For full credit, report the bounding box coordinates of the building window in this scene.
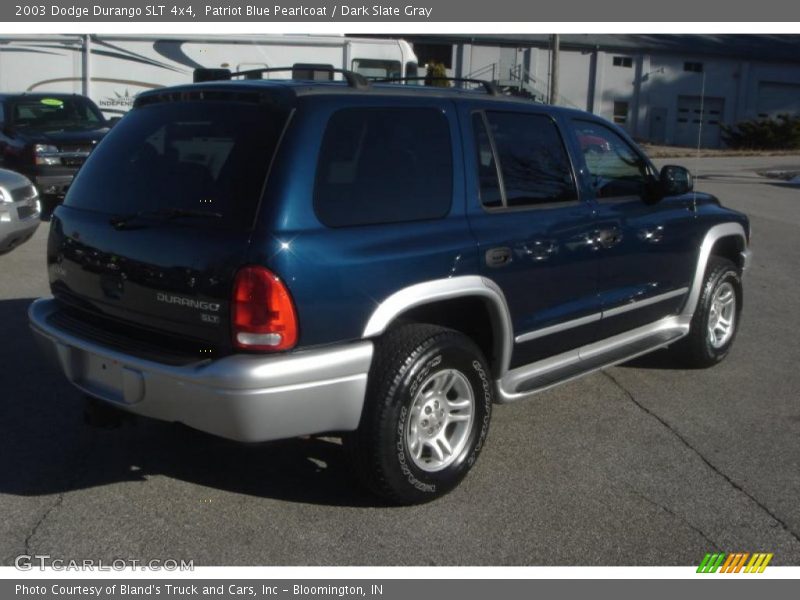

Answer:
[613,101,629,124]
[413,43,453,69]
[684,61,703,73]
[613,56,633,68]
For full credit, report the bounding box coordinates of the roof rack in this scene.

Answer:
[371,76,500,96]
[192,67,370,90]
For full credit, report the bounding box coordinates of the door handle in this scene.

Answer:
[588,228,622,249]
[523,240,557,261]
[638,225,664,243]
[485,247,512,268]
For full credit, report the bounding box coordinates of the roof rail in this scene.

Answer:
[371,76,500,96]
[192,67,370,90]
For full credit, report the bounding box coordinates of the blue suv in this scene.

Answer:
[29,71,751,504]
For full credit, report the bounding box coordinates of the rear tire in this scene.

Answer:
[346,324,494,504]
[673,256,742,368]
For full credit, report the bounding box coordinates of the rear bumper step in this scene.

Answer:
[29,298,373,442]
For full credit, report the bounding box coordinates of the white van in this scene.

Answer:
[0,34,419,117]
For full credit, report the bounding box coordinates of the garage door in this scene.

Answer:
[674,95,725,148]
[757,82,800,118]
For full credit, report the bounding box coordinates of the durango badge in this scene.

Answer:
[156,292,220,312]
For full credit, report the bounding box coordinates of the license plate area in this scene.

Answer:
[74,351,125,403]
[54,342,145,406]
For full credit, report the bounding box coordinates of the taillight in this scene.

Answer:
[231,266,298,351]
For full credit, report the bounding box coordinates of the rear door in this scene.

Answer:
[462,105,600,369]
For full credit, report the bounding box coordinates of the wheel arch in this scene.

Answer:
[681,222,748,319]
[362,276,513,380]
[710,234,747,270]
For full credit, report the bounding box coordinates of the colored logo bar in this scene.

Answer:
[697,552,773,573]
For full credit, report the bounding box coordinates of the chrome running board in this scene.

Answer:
[496,315,691,403]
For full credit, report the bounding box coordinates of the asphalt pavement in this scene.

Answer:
[1,155,799,566]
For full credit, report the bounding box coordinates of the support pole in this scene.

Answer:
[549,34,560,105]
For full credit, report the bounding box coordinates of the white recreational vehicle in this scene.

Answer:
[0,34,420,116]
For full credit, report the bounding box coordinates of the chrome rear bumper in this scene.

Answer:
[29,298,372,442]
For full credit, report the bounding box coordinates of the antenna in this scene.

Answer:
[692,70,706,212]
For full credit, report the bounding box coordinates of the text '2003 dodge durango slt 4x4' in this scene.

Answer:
[29,70,751,504]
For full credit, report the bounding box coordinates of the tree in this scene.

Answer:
[721,114,800,150]
[424,61,450,87]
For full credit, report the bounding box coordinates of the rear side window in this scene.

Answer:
[478,111,577,209]
[314,108,453,227]
[65,101,288,230]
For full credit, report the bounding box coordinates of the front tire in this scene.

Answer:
[347,324,494,504]
[674,256,742,368]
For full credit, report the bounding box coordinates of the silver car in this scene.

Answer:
[0,169,40,254]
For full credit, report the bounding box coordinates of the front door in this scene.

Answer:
[570,118,703,339]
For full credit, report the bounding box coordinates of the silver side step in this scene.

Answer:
[496,315,691,403]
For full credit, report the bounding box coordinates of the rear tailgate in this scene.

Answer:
[47,95,290,362]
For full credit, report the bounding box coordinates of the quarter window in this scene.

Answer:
[314,108,453,227]
[574,120,649,200]
[475,111,577,209]
[472,114,502,208]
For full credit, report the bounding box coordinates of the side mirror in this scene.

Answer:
[660,165,693,197]
[107,116,122,127]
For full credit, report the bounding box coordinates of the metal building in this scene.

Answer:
[396,34,800,148]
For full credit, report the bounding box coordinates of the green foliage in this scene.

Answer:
[424,62,451,88]
[721,114,800,150]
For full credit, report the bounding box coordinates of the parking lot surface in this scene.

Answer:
[1,155,799,566]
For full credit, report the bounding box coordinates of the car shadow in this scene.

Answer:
[764,181,800,189]
[0,297,384,508]
[617,347,688,370]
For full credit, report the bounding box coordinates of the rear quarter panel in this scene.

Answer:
[249,94,479,348]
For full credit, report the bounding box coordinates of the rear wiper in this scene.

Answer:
[110,207,223,229]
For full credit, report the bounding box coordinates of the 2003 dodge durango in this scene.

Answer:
[29,70,751,504]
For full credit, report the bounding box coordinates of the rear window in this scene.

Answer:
[65,101,288,230]
[313,107,453,227]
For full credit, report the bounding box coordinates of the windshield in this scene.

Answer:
[65,100,289,231]
[9,96,105,131]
